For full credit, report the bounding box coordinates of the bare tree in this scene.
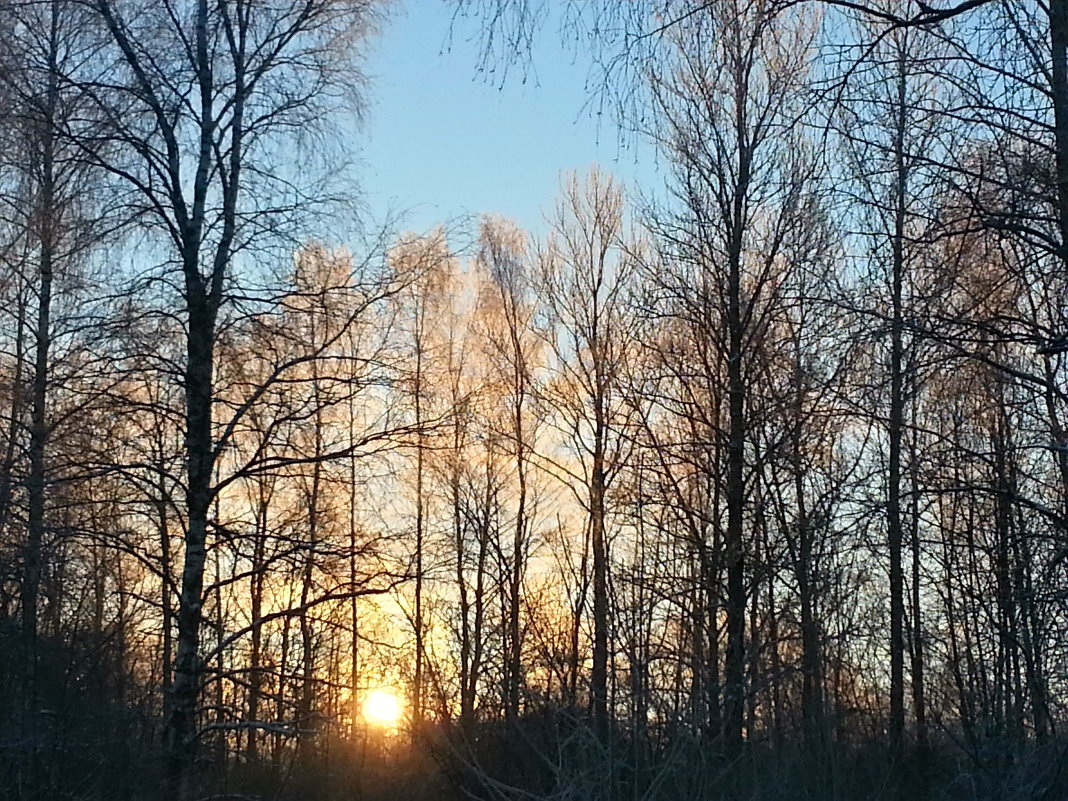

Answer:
[56,2,378,792]
[643,0,820,756]
[477,217,541,723]
[536,169,637,740]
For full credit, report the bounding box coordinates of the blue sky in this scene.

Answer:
[357,1,659,237]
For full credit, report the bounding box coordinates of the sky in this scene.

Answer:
[356,1,660,238]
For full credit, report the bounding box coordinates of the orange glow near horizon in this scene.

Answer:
[363,688,404,728]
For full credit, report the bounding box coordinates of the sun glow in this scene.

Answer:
[362,688,404,728]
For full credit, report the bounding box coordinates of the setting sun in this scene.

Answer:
[362,689,404,728]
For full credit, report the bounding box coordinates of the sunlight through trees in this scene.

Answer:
[0,1,1066,800]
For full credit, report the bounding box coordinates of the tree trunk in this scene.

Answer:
[299,373,324,759]
[508,364,527,722]
[887,46,908,754]
[166,293,217,800]
[246,481,268,762]
[723,119,749,762]
[590,424,609,739]
[413,334,425,730]
[22,14,61,794]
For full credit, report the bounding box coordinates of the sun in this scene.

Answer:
[362,688,404,728]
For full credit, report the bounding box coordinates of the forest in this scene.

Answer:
[0,0,1066,799]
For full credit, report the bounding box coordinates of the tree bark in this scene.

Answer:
[887,44,908,754]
